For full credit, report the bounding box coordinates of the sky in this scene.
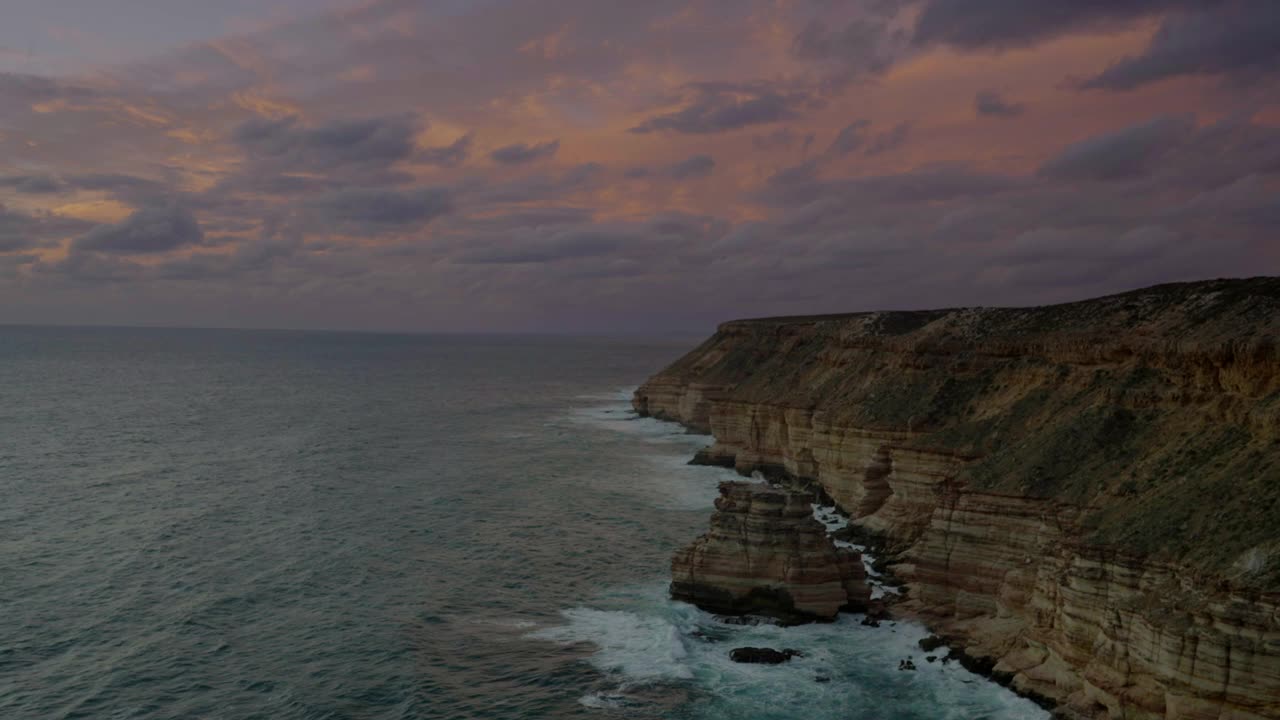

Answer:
[1,0,1278,333]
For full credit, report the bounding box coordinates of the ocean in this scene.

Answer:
[0,327,1048,719]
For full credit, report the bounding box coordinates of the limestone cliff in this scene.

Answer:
[635,278,1280,720]
[670,481,870,623]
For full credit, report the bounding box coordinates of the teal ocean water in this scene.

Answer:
[0,327,1048,719]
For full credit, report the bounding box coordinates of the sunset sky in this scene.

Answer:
[2,0,1278,332]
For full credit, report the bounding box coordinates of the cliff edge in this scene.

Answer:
[634,277,1280,720]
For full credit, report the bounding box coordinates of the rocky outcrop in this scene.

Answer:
[729,647,802,664]
[638,278,1280,720]
[670,481,870,623]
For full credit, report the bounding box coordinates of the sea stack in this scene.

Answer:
[671,481,870,623]
[637,278,1280,718]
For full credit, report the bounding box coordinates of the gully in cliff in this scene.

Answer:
[640,279,1280,719]
[670,480,871,624]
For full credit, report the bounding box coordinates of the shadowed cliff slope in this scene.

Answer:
[635,277,1280,720]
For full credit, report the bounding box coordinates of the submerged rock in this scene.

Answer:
[729,647,801,664]
[671,481,871,624]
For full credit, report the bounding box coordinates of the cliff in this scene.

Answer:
[634,277,1280,720]
[670,481,870,623]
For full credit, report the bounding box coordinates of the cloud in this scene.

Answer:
[489,139,560,165]
[73,205,205,255]
[307,187,452,233]
[629,154,717,180]
[420,132,473,168]
[630,81,823,135]
[911,0,1194,51]
[0,174,65,194]
[1080,1,1280,90]
[865,122,912,155]
[752,128,814,152]
[828,119,872,155]
[1038,114,1196,181]
[232,113,419,172]
[3,0,1279,331]
[788,11,904,76]
[974,90,1024,117]
[0,72,95,104]
[667,154,716,180]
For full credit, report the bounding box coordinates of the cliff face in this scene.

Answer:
[634,278,1280,720]
[670,481,869,623]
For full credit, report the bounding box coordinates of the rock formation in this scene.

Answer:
[670,481,870,623]
[638,278,1280,720]
[729,647,801,664]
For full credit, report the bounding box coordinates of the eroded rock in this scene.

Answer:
[671,481,870,624]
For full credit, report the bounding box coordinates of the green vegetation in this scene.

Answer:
[648,277,1280,589]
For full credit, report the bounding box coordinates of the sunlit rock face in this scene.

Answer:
[639,278,1280,720]
[670,481,870,624]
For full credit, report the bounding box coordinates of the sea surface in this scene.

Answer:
[0,327,1049,719]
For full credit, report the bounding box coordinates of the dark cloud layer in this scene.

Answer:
[73,205,204,255]
[1081,1,1280,89]
[1039,114,1196,180]
[630,81,823,134]
[975,90,1024,117]
[233,114,418,172]
[489,139,561,165]
[911,0,1198,51]
[628,154,717,180]
[1,205,92,252]
[307,187,452,233]
[420,133,473,168]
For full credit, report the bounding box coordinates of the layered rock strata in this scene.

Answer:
[638,278,1280,720]
[671,481,870,623]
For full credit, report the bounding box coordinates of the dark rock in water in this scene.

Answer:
[729,647,801,664]
[715,614,773,626]
[814,675,831,683]
[926,655,938,663]
[860,616,881,628]
[898,658,917,671]
[918,635,948,652]
[864,599,891,622]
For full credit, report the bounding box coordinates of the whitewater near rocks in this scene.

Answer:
[531,388,1050,719]
[631,278,1280,720]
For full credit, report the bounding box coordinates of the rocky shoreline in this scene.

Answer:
[670,480,870,624]
[640,278,1280,720]
[670,434,1061,711]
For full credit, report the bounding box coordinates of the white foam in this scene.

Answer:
[568,387,714,450]
[529,584,1049,719]
[566,387,732,511]
[577,691,631,709]
[550,390,1046,718]
[529,607,694,681]
[811,503,902,599]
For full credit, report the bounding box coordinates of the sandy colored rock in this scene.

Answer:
[671,481,870,623]
[639,278,1280,720]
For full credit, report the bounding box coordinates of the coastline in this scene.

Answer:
[629,279,1280,720]
[649,408,1061,714]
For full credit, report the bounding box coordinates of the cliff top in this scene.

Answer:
[639,276,1280,589]
[717,276,1280,345]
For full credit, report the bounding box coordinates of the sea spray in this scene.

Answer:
[534,390,1049,719]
